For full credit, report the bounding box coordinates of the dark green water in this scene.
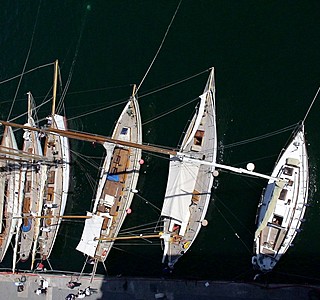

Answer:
[1,1,320,283]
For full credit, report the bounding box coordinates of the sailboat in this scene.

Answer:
[252,124,309,273]
[37,60,71,261]
[16,92,48,268]
[160,67,217,269]
[0,126,22,262]
[76,86,142,263]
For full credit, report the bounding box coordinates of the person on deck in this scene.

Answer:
[67,281,82,289]
[65,294,76,300]
[76,290,86,298]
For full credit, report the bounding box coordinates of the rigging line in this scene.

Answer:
[142,96,199,126]
[67,69,206,122]
[7,0,42,121]
[112,243,161,246]
[215,194,253,236]
[138,68,209,100]
[0,62,54,86]
[213,203,252,254]
[221,123,298,149]
[74,160,96,192]
[135,193,161,212]
[231,153,279,168]
[119,226,161,235]
[135,0,182,95]
[67,98,128,121]
[9,97,52,122]
[67,84,132,96]
[119,221,161,233]
[303,85,320,124]
[143,150,171,161]
[71,149,100,170]
[0,84,131,105]
[59,6,89,109]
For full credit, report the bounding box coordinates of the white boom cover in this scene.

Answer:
[183,93,206,150]
[76,213,104,257]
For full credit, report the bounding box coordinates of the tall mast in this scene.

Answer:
[132,84,137,98]
[51,59,59,116]
[0,120,177,156]
[0,119,284,182]
[27,92,32,120]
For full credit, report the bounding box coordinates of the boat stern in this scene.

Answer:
[252,254,277,273]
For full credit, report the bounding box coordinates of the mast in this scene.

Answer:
[0,120,177,156]
[0,120,282,182]
[27,92,32,120]
[132,84,137,98]
[51,59,59,116]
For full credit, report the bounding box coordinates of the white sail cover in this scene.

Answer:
[76,213,104,257]
[183,92,207,150]
[254,180,285,239]
[161,158,200,234]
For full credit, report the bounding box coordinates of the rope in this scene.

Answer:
[68,98,128,121]
[135,193,161,212]
[135,0,182,95]
[221,123,298,149]
[120,221,161,234]
[215,194,253,236]
[142,96,198,126]
[58,5,89,113]
[213,203,252,254]
[303,85,320,124]
[7,0,42,121]
[0,62,54,86]
[138,69,209,100]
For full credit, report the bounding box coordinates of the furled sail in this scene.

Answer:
[161,158,200,236]
[76,213,104,257]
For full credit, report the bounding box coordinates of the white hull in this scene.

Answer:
[160,68,217,268]
[38,114,70,260]
[18,112,47,267]
[252,127,308,272]
[77,94,142,262]
[0,127,21,262]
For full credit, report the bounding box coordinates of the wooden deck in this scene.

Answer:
[93,97,142,261]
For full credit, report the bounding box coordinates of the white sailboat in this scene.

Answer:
[0,126,22,262]
[252,125,308,273]
[76,87,142,262]
[17,92,48,268]
[160,68,217,269]
[37,60,70,260]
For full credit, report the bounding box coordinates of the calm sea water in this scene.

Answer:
[1,1,320,283]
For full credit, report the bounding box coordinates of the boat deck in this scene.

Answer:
[94,98,141,261]
[163,84,216,266]
[38,115,70,260]
[254,129,308,272]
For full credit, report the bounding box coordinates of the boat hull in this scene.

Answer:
[38,115,70,260]
[0,127,21,262]
[77,95,142,262]
[160,69,217,268]
[252,127,308,272]
[18,116,47,266]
